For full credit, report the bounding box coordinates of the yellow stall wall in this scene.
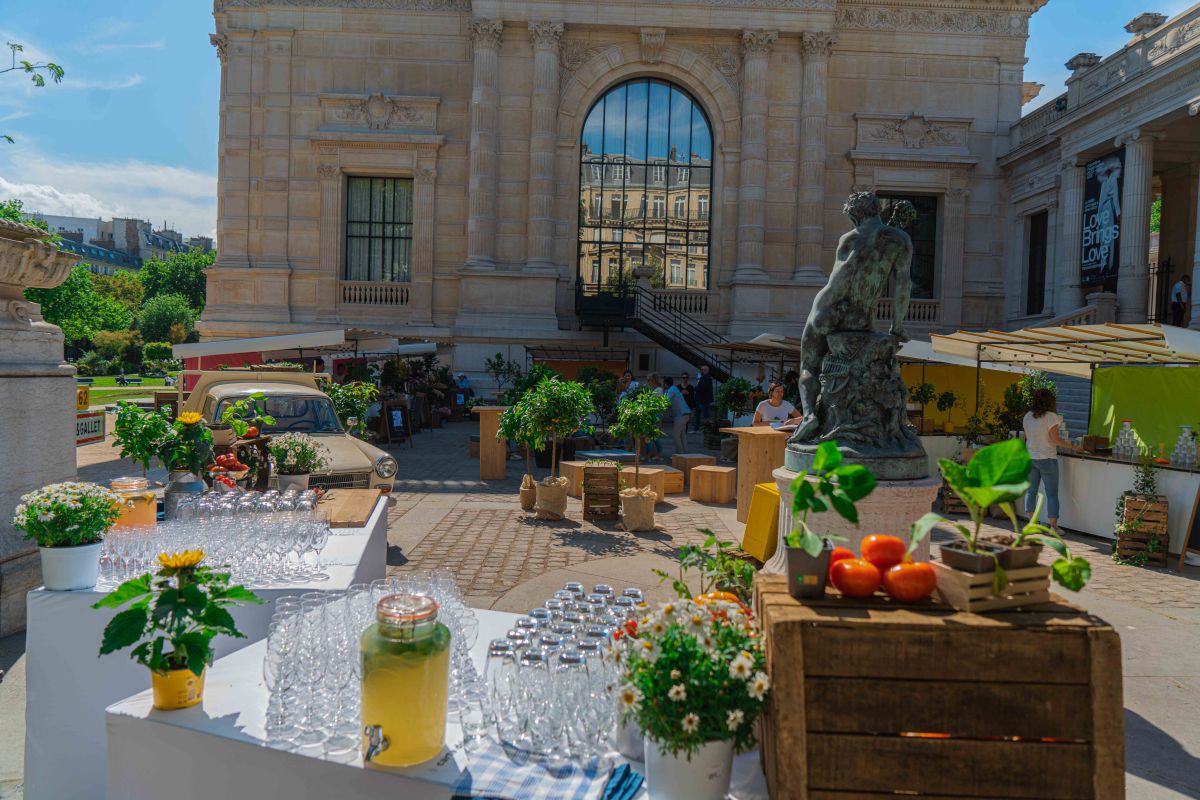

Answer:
[901,364,1020,431]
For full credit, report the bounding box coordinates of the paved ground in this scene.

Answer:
[0,416,1197,798]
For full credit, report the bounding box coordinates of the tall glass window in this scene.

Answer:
[345,177,413,282]
[878,193,938,299]
[578,79,712,290]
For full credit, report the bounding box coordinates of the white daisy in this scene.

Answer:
[638,639,658,661]
[650,620,667,636]
[687,612,706,630]
[659,602,676,617]
[726,709,745,731]
[618,684,643,711]
[668,683,687,702]
[729,652,754,681]
[681,712,700,733]
[748,671,770,701]
[670,669,681,680]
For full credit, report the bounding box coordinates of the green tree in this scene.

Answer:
[93,270,145,313]
[0,198,47,228]
[139,249,212,313]
[2,43,64,143]
[24,265,133,342]
[1150,196,1162,234]
[137,293,195,344]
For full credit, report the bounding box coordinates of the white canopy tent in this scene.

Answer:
[173,329,437,361]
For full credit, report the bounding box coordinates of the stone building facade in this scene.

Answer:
[201,0,1045,376]
[1001,6,1200,330]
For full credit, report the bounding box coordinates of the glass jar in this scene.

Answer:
[110,477,157,529]
[360,594,450,767]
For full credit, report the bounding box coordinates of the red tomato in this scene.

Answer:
[828,547,855,581]
[882,562,938,603]
[830,558,881,598]
[860,534,907,572]
[244,426,260,439]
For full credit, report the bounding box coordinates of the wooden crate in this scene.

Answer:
[754,573,1124,800]
[468,435,480,459]
[941,482,968,514]
[671,453,716,485]
[559,460,588,498]
[660,466,684,495]
[932,561,1051,612]
[690,465,736,503]
[582,465,620,521]
[1117,494,1168,567]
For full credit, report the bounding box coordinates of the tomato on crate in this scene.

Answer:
[882,561,937,602]
[827,546,855,581]
[829,558,880,598]
[860,534,906,572]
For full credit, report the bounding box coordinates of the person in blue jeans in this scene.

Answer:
[1021,388,1082,532]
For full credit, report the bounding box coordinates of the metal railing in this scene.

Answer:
[340,280,410,306]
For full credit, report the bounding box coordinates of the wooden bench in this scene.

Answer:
[559,460,588,498]
[671,453,716,485]
[689,465,736,503]
[629,467,666,503]
[660,466,684,495]
[75,377,95,385]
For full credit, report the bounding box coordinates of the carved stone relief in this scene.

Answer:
[640,28,666,64]
[836,7,1026,36]
[864,113,964,150]
[319,93,439,132]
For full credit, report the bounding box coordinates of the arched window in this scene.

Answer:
[579,79,712,290]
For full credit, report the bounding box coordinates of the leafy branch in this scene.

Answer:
[3,43,65,144]
[783,441,876,557]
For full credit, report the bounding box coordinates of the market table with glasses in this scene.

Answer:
[105,609,770,800]
[23,495,387,800]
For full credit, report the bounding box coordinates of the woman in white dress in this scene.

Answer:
[752,382,802,427]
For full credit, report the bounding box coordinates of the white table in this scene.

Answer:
[1054,454,1200,554]
[106,608,770,800]
[24,497,388,800]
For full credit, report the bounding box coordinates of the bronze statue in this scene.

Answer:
[786,191,928,480]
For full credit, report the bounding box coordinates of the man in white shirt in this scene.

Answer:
[1171,275,1190,327]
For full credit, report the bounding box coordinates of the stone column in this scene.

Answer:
[940,185,968,328]
[1055,157,1086,315]
[734,29,777,280]
[1043,200,1060,315]
[1116,129,1156,323]
[411,165,438,326]
[465,19,503,271]
[315,162,342,322]
[526,21,563,274]
[794,31,835,284]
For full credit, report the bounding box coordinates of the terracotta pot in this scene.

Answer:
[39,542,101,591]
[152,667,206,710]
[998,541,1044,569]
[785,543,831,599]
[939,542,1005,573]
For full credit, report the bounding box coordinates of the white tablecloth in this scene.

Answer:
[24,497,388,800]
[106,608,770,800]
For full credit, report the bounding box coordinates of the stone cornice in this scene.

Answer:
[836,4,1033,36]
[847,150,980,168]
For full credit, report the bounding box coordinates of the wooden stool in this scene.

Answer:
[559,460,588,498]
[468,434,480,459]
[630,467,666,503]
[690,465,736,503]
[671,453,716,485]
[661,466,684,495]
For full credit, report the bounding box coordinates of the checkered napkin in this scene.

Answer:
[452,744,636,800]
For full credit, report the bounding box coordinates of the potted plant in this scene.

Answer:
[268,432,330,492]
[112,402,172,476]
[782,441,876,599]
[497,398,544,511]
[618,597,769,800]
[653,529,757,605]
[322,380,379,439]
[909,382,936,434]
[522,377,594,520]
[93,549,262,709]
[13,482,123,591]
[161,413,215,520]
[611,389,671,531]
[936,390,960,434]
[218,391,276,442]
[714,377,755,425]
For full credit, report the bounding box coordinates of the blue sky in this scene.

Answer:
[0,0,1195,241]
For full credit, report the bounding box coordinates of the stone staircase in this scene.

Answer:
[1053,375,1092,438]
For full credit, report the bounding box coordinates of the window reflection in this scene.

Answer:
[579,79,712,290]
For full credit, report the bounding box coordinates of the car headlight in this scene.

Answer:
[375,455,398,479]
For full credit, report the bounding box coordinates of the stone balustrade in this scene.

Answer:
[340,280,410,307]
[649,289,715,317]
[874,298,941,324]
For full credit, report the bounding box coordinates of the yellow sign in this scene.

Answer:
[76,385,90,411]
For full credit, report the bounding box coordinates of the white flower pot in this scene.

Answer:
[39,542,102,591]
[616,717,645,761]
[276,473,310,493]
[644,738,734,800]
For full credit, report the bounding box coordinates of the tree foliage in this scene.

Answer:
[139,249,212,313]
[93,270,145,313]
[3,43,64,144]
[137,293,196,344]
[24,265,133,342]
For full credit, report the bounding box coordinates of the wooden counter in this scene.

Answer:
[471,406,508,481]
[720,426,790,523]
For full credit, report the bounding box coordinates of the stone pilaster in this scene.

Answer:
[1115,128,1156,323]
[410,165,438,326]
[734,29,777,280]
[1055,157,1086,315]
[941,184,968,329]
[526,21,563,274]
[315,162,342,323]
[465,19,503,271]
[794,31,835,284]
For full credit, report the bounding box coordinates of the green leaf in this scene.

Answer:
[991,562,1009,595]
[200,605,241,637]
[793,525,825,557]
[939,458,969,490]
[960,482,1030,510]
[967,439,1031,488]
[808,495,828,514]
[99,607,148,656]
[811,441,842,472]
[908,512,944,555]
[1051,556,1091,591]
[828,490,859,525]
[833,465,876,501]
[792,479,817,514]
[175,631,215,674]
[1040,536,1070,558]
[92,575,151,609]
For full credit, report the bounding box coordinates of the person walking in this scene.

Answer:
[752,382,801,427]
[693,364,714,432]
[1022,388,1082,532]
[1171,274,1190,327]
[679,373,696,415]
[663,376,692,455]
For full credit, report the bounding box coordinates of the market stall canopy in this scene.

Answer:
[898,339,1031,375]
[173,329,431,360]
[702,333,803,361]
[929,323,1200,379]
[525,345,630,363]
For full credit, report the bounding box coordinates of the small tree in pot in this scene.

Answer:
[497,397,544,511]
[523,377,594,520]
[611,389,671,531]
[909,382,936,434]
[936,390,960,434]
[783,441,876,599]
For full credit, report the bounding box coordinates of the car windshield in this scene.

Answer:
[215,394,343,434]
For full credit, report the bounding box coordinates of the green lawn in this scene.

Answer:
[79,373,180,406]
[83,373,177,388]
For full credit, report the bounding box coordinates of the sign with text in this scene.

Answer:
[1080,148,1125,288]
[75,385,90,410]
[76,410,105,447]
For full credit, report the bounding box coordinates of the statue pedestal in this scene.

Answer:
[762,465,940,574]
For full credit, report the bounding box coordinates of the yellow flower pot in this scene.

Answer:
[151,668,206,710]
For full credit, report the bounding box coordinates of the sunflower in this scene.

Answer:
[176,412,204,426]
[158,549,206,570]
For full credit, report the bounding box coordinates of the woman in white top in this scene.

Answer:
[753,382,801,427]
[1022,388,1082,531]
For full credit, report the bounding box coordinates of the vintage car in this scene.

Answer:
[181,371,397,492]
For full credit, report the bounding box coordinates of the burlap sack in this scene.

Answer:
[620,486,657,531]
[535,476,570,520]
[518,473,537,511]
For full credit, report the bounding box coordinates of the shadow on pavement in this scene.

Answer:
[1125,709,1200,798]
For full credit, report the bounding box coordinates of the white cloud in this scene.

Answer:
[58,73,144,91]
[75,41,164,55]
[0,149,217,240]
